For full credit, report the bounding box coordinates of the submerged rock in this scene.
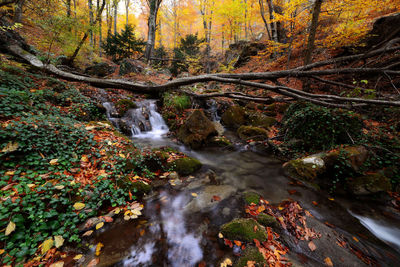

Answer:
[177,109,218,149]
[347,172,391,195]
[221,105,246,129]
[185,185,236,213]
[220,218,267,242]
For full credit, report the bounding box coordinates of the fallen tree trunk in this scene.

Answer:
[3,41,400,108]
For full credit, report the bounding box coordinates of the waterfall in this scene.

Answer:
[103,100,169,139]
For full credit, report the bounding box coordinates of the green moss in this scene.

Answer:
[247,112,276,129]
[163,92,191,111]
[120,178,152,195]
[235,247,266,267]
[221,105,246,129]
[209,136,233,147]
[115,99,137,115]
[220,218,267,242]
[237,126,269,141]
[243,191,260,205]
[257,214,279,229]
[170,157,202,175]
[283,157,325,181]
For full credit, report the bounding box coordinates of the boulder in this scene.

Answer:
[257,214,280,229]
[177,109,218,148]
[221,105,246,129]
[235,246,266,267]
[85,62,116,77]
[237,126,269,141]
[119,59,145,75]
[283,154,326,181]
[247,112,276,129]
[243,191,261,205]
[171,157,202,175]
[224,41,265,67]
[347,173,391,195]
[220,218,267,242]
[323,146,368,171]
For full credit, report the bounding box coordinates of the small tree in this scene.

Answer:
[152,45,168,68]
[170,34,204,75]
[102,24,145,61]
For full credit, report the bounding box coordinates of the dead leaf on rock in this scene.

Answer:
[324,257,333,266]
[308,241,316,251]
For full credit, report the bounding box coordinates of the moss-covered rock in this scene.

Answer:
[283,154,326,181]
[237,126,269,141]
[170,157,202,175]
[257,214,280,229]
[177,109,218,149]
[208,136,233,147]
[220,218,267,242]
[235,246,266,267]
[243,191,261,205]
[247,112,276,129]
[221,105,246,129]
[115,99,137,115]
[323,146,368,172]
[347,172,391,195]
[119,178,152,195]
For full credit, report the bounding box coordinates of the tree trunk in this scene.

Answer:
[67,0,106,65]
[97,0,102,56]
[13,0,24,23]
[145,0,162,62]
[125,0,130,25]
[304,0,323,66]
[88,0,94,46]
[259,0,272,40]
[113,1,117,35]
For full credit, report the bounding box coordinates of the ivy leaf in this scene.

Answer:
[54,235,64,248]
[5,221,16,236]
[73,202,85,210]
[41,238,54,254]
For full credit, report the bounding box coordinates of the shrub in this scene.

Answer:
[163,93,191,111]
[281,102,364,151]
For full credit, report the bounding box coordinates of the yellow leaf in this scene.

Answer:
[27,184,36,188]
[54,235,64,248]
[352,236,359,242]
[41,238,54,254]
[328,198,334,201]
[55,185,65,190]
[5,221,16,236]
[1,142,19,153]
[49,159,59,165]
[73,202,85,210]
[130,214,138,219]
[73,254,83,260]
[49,261,64,267]
[81,155,89,162]
[5,171,15,176]
[191,193,198,197]
[124,210,132,216]
[119,153,126,158]
[132,209,142,216]
[95,222,104,230]
[114,208,121,214]
[0,249,5,255]
[95,242,104,256]
[124,215,131,220]
[218,232,224,239]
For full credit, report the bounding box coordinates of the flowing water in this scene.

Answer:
[88,101,400,266]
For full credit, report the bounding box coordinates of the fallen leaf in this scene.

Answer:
[73,202,85,210]
[253,225,258,232]
[234,240,242,247]
[95,242,104,256]
[198,261,206,267]
[308,241,317,251]
[73,254,83,260]
[87,258,99,267]
[246,261,256,267]
[324,257,333,266]
[83,230,93,237]
[124,215,131,220]
[212,195,221,201]
[5,221,16,236]
[312,201,318,206]
[140,229,145,236]
[54,235,64,248]
[220,258,233,267]
[49,159,59,165]
[352,236,359,242]
[218,232,224,238]
[191,192,198,197]
[119,153,126,158]
[49,261,64,267]
[55,185,65,190]
[5,171,15,176]
[328,198,334,201]
[132,209,142,216]
[81,155,89,162]
[288,189,297,195]
[0,249,5,255]
[103,216,113,223]
[1,142,19,153]
[114,207,121,214]
[41,238,54,254]
[96,222,104,230]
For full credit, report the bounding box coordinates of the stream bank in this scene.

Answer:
[81,96,400,267]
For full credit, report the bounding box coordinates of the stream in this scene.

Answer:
[83,100,400,266]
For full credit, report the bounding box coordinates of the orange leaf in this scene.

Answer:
[103,216,113,223]
[198,261,206,267]
[312,201,318,206]
[308,241,317,251]
[234,240,242,247]
[352,236,359,242]
[288,189,297,195]
[324,257,333,266]
[87,258,99,267]
[267,227,273,241]
[212,195,221,201]
[253,225,258,232]
[224,238,233,248]
[129,191,133,200]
